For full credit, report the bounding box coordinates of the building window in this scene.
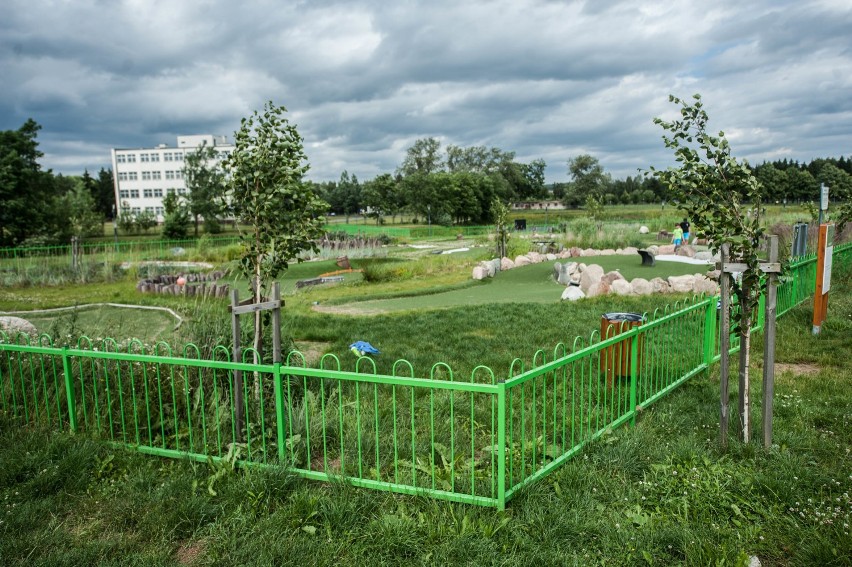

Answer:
[173,152,183,162]
[142,171,152,180]
[153,188,163,198]
[127,154,136,163]
[131,207,141,215]
[150,153,160,162]
[145,206,155,213]
[118,172,128,181]
[166,188,176,195]
[177,188,186,195]
[164,152,173,161]
[155,207,164,215]
[119,189,130,199]
[140,153,150,162]
[152,171,161,180]
[128,172,138,181]
[175,170,184,180]
[143,189,153,198]
[116,154,127,163]
[130,189,140,198]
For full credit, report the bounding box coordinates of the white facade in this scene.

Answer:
[111,135,233,222]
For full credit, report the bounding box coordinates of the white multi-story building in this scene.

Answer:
[111,135,233,222]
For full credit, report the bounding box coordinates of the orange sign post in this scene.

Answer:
[812,223,834,335]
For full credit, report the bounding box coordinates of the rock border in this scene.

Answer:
[471,247,720,301]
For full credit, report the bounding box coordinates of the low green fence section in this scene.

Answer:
[1,243,849,509]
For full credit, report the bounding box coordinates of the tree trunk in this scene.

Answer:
[739,319,751,443]
[252,244,263,400]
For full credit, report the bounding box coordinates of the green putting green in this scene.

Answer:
[25,305,179,343]
[333,255,711,313]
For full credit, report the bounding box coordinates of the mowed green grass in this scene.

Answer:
[339,256,710,312]
[22,305,179,344]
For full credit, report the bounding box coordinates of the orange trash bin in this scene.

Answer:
[600,312,644,386]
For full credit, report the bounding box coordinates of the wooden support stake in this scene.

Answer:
[230,289,244,440]
[719,244,731,449]
[763,235,778,448]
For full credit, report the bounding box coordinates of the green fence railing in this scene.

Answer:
[1,243,849,509]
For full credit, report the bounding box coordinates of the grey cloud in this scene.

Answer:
[0,0,849,183]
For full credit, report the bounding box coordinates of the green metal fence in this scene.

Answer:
[1,243,849,509]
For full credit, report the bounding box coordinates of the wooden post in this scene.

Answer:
[719,244,731,449]
[272,282,282,364]
[763,236,778,448]
[230,289,244,440]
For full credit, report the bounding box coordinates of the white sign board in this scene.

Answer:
[821,185,829,210]
[823,245,833,294]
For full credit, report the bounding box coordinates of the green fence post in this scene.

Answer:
[497,379,506,510]
[61,347,77,433]
[757,284,766,331]
[703,296,716,372]
[273,362,286,464]
[630,333,638,427]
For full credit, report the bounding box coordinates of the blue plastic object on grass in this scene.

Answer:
[350,341,380,356]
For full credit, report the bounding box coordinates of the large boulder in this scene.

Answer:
[639,225,650,234]
[561,286,586,301]
[695,250,714,261]
[620,246,639,256]
[526,252,546,264]
[581,248,598,257]
[586,281,611,297]
[500,257,515,271]
[693,275,719,295]
[646,245,659,255]
[553,262,562,281]
[482,261,497,278]
[630,278,653,295]
[668,274,696,293]
[657,244,676,255]
[472,266,488,280]
[610,279,632,296]
[487,258,501,276]
[676,244,696,258]
[569,247,583,257]
[599,248,616,256]
[601,271,625,285]
[545,253,557,261]
[556,262,577,286]
[0,316,38,337]
[579,264,605,292]
[514,255,531,267]
[650,277,671,294]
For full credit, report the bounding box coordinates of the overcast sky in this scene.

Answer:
[2,0,850,183]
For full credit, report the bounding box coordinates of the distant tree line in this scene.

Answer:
[3,119,851,246]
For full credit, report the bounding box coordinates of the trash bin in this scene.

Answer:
[599,312,644,385]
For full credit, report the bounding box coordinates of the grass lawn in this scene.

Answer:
[1,263,850,564]
[0,222,848,565]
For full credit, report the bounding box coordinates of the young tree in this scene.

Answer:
[651,94,765,443]
[61,179,103,238]
[135,210,158,234]
[162,192,189,239]
[183,143,227,236]
[492,198,510,259]
[225,102,327,357]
